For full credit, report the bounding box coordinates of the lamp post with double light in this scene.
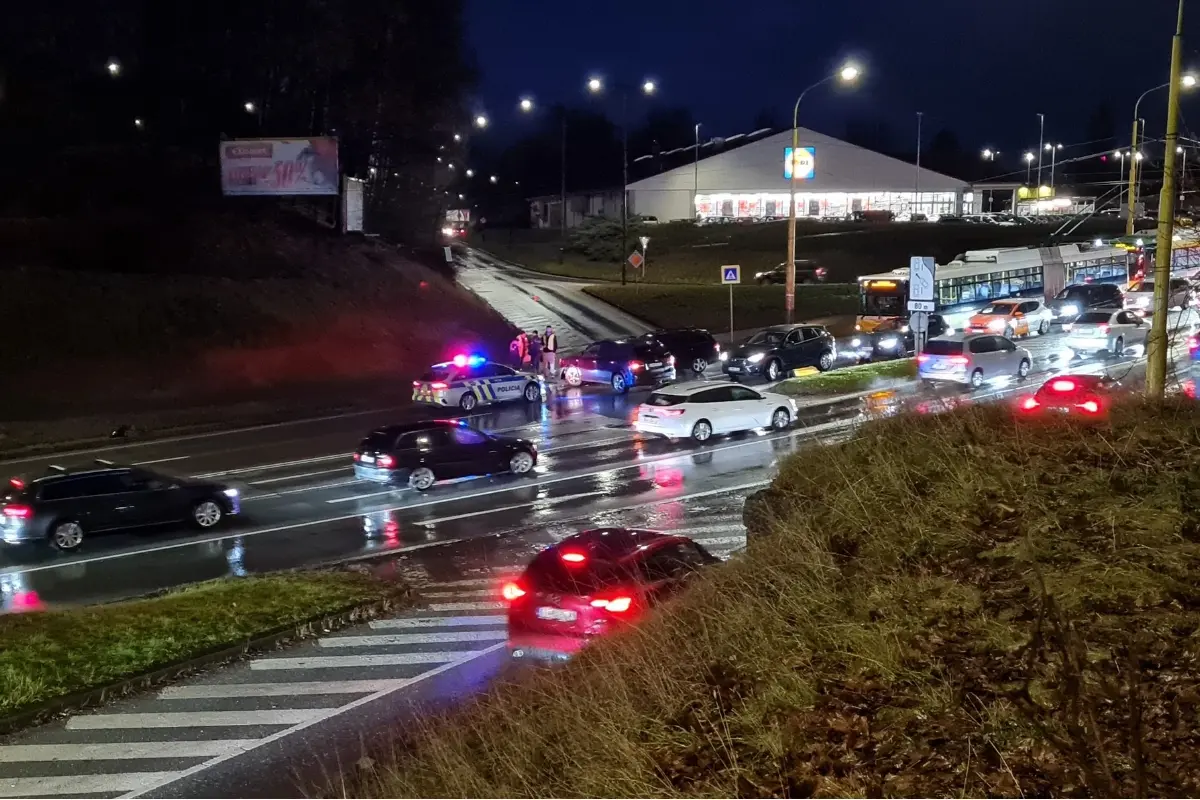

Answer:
[1128,72,1196,233]
[784,63,860,323]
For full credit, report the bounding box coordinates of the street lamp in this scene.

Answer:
[784,62,860,322]
[133,118,143,129]
[982,149,998,161]
[465,169,475,178]
[587,74,659,285]
[489,175,498,184]
[1023,151,1035,185]
[474,114,489,129]
[1044,142,1064,188]
[1127,71,1198,232]
[519,97,534,112]
[453,133,462,143]
[106,60,121,77]
[244,101,256,114]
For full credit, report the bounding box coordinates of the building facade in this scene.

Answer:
[627,127,969,222]
[528,189,623,229]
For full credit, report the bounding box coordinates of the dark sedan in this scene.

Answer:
[722,324,837,382]
[559,338,676,393]
[353,421,537,491]
[849,314,949,361]
[1,462,239,551]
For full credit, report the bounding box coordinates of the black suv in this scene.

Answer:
[1047,283,1124,325]
[850,314,950,362]
[559,338,677,393]
[636,329,721,376]
[353,421,538,491]
[1,462,239,551]
[754,260,827,285]
[722,324,837,382]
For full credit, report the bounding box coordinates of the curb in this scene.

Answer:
[0,588,412,738]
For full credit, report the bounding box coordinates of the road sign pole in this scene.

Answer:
[720,264,741,343]
[729,284,734,339]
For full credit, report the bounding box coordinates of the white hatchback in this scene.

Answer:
[633,381,798,442]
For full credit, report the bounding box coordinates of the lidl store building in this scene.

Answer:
[627,127,970,222]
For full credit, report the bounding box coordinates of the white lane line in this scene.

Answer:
[657,523,745,537]
[320,630,507,647]
[159,680,410,700]
[68,710,319,730]
[429,601,505,612]
[195,453,348,479]
[243,477,362,500]
[0,772,177,798]
[123,643,508,798]
[415,490,603,527]
[133,455,192,465]
[251,466,351,485]
[420,589,496,599]
[250,651,477,670]
[0,740,258,762]
[369,615,506,629]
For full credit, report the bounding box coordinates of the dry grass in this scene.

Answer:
[348,398,1200,798]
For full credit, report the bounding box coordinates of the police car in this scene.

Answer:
[412,354,545,411]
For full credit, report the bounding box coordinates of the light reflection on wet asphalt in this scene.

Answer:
[1,343,1196,613]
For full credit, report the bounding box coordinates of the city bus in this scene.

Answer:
[855,242,1131,333]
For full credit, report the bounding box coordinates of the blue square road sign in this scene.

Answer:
[721,265,741,284]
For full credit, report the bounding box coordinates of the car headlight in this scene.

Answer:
[747,352,765,363]
[900,325,910,333]
[878,337,898,349]
[945,327,955,335]
[754,272,765,279]
[223,488,239,497]
[1060,304,1078,316]
[987,318,1006,331]
[719,351,729,362]
[851,337,862,347]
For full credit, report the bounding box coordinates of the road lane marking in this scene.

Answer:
[0,740,257,762]
[159,680,410,700]
[250,466,351,484]
[369,615,506,629]
[133,455,193,465]
[429,601,505,612]
[68,710,318,729]
[411,490,604,526]
[249,651,476,670]
[0,424,846,581]
[0,772,177,798]
[319,630,506,647]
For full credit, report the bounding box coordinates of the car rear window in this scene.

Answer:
[525,552,635,594]
[361,430,400,450]
[646,392,687,406]
[923,340,963,355]
[1076,311,1112,324]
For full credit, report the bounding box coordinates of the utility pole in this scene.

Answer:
[1036,113,1045,187]
[620,91,629,286]
[694,123,701,219]
[1127,117,1141,235]
[1146,0,1186,399]
[914,112,923,214]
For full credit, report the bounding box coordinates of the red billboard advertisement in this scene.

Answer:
[220,138,340,196]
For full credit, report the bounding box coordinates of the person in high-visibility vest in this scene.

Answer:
[542,326,558,378]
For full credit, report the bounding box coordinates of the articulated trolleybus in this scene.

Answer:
[856,242,1131,333]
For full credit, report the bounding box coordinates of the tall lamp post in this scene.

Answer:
[1023,151,1035,185]
[785,63,860,323]
[1114,150,1130,209]
[1128,72,1196,234]
[1147,0,1187,398]
[518,96,568,235]
[1044,142,1063,189]
[588,75,657,286]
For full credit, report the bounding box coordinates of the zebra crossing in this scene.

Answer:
[0,505,749,798]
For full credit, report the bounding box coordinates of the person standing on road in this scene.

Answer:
[543,325,558,378]
[519,332,532,368]
[527,332,543,375]
[509,334,525,368]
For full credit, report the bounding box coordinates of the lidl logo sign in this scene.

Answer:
[784,146,816,181]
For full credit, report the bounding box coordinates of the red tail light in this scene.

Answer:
[1098,324,1109,334]
[1079,399,1101,414]
[628,361,644,371]
[376,454,395,468]
[1190,336,1199,350]
[9,477,24,489]
[1020,396,1040,411]
[949,356,969,365]
[412,381,422,388]
[353,453,361,461]
[560,551,587,564]
[713,342,721,352]
[917,354,930,363]
[1050,379,1077,392]
[502,582,526,601]
[2,504,32,518]
[429,382,448,390]
[666,355,675,366]
[656,408,686,417]
[590,595,634,613]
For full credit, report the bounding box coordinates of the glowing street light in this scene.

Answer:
[642,80,657,94]
[489,175,498,184]
[133,118,143,129]
[519,97,534,112]
[106,60,121,77]
[1043,142,1064,188]
[474,114,489,129]
[244,101,256,114]
[453,133,462,142]
[839,65,860,82]
[448,162,455,170]
[587,76,603,93]
[982,148,999,161]
[1023,151,1035,184]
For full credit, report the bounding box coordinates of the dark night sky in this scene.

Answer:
[467,0,1200,167]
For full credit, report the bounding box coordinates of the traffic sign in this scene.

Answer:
[910,310,929,335]
[639,236,650,250]
[907,300,935,313]
[909,256,935,302]
[628,251,644,269]
[721,265,741,284]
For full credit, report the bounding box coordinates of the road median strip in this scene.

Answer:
[773,357,917,397]
[345,395,1200,797]
[0,571,410,736]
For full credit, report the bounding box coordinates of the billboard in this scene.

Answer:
[783,146,816,181]
[220,138,339,196]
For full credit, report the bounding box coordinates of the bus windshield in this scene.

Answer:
[860,291,904,316]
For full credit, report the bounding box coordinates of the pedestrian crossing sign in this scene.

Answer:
[721,265,741,284]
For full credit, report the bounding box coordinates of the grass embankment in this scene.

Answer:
[478,217,1123,284]
[583,283,857,334]
[0,572,404,716]
[354,399,1200,797]
[774,357,916,396]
